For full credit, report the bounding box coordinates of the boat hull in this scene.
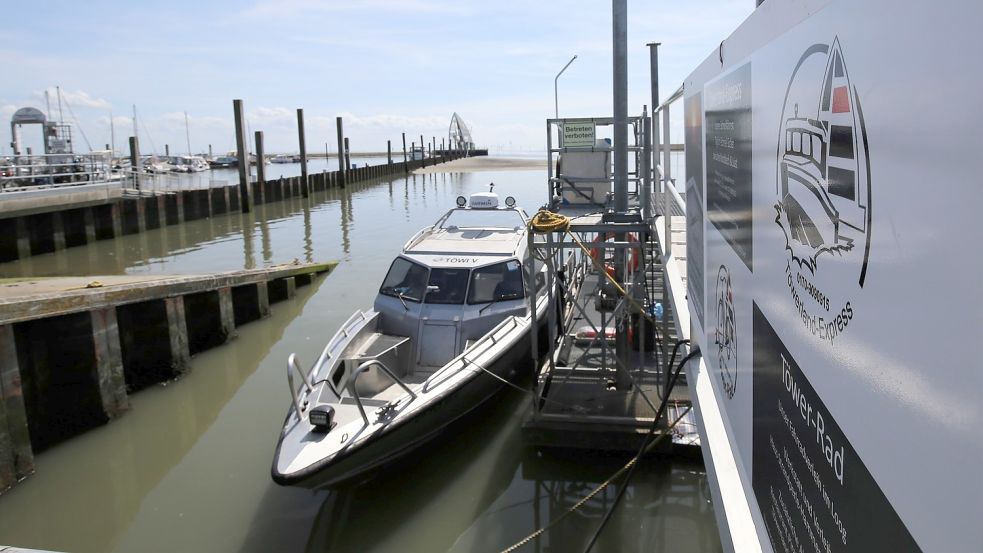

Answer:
[271,320,542,489]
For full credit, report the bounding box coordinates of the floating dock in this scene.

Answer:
[0,261,335,494]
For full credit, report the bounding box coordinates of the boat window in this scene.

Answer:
[468,260,525,304]
[379,257,428,302]
[425,268,469,304]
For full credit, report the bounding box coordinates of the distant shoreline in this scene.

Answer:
[414,156,546,174]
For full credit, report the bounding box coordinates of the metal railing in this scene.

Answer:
[653,85,686,261]
[123,168,234,193]
[348,359,418,428]
[0,152,117,192]
[650,84,689,352]
[287,353,314,417]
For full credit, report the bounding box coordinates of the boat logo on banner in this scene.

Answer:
[714,264,737,399]
[775,38,872,344]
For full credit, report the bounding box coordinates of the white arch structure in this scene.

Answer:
[448,112,474,152]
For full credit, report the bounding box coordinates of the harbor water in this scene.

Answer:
[0,159,717,552]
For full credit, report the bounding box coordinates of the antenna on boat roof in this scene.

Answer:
[489,182,495,192]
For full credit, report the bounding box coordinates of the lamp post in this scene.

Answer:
[554,55,578,119]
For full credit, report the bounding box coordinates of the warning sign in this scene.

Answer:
[562,122,595,148]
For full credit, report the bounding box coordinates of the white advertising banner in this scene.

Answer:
[684,0,983,551]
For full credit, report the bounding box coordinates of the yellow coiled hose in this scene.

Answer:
[527,209,657,324]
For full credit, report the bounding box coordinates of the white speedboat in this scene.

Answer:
[171,155,209,173]
[272,190,551,489]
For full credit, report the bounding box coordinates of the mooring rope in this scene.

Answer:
[464,357,590,414]
[499,405,693,553]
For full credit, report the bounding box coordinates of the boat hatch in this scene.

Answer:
[418,322,459,367]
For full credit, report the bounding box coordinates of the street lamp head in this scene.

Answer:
[555,54,579,120]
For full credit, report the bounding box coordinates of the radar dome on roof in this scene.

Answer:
[468,192,499,209]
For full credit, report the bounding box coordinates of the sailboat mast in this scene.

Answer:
[110,110,116,155]
[56,86,64,123]
[185,111,192,155]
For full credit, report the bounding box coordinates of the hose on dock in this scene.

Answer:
[528,209,572,233]
[581,343,700,553]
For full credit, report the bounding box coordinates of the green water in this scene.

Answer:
[0,166,721,552]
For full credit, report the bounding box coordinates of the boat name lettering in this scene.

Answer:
[432,257,481,264]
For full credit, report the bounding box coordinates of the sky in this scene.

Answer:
[0,0,754,156]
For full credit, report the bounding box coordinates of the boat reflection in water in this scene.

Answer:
[300,387,718,553]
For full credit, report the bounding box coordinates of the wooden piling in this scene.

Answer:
[217,287,236,342]
[90,307,130,419]
[14,218,29,260]
[109,203,123,239]
[51,212,66,251]
[336,117,347,187]
[129,136,142,178]
[83,208,97,243]
[343,138,351,173]
[165,297,191,372]
[0,324,33,488]
[233,99,252,213]
[254,131,266,205]
[297,108,310,198]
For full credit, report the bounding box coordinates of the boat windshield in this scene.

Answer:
[379,257,428,302]
[425,268,469,304]
[468,260,524,304]
[440,209,525,230]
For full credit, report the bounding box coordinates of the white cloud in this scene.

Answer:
[329,112,446,130]
[157,112,230,130]
[33,88,111,110]
[247,107,296,126]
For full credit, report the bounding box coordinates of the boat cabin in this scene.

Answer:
[371,191,536,374]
